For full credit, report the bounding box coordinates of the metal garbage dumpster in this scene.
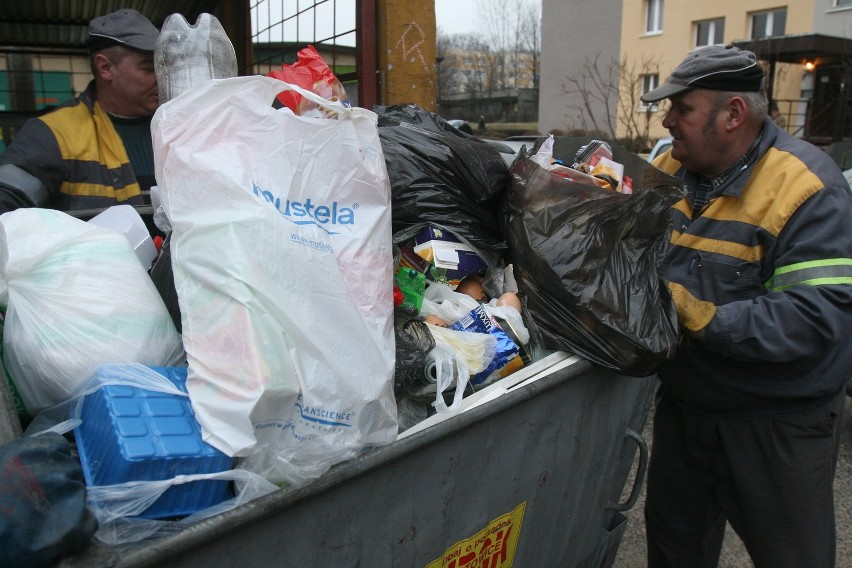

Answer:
[59,352,655,568]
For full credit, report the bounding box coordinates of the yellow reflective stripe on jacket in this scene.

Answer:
[671,228,765,262]
[37,99,142,201]
[766,259,852,292]
[663,148,824,238]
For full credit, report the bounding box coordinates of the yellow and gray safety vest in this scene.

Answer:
[654,116,852,415]
[0,80,149,213]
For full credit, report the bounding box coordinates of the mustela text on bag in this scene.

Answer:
[252,182,356,233]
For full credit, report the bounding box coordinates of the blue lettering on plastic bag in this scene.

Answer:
[251,181,356,235]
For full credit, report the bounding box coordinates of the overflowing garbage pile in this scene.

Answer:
[0,12,685,558]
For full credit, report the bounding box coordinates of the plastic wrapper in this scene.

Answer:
[449,304,520,385]
[502,137,685,376]
[373,104,509,253]
[267,45,351,117]
[571,139,613,169]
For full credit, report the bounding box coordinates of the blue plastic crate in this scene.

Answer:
[75,366,233,519]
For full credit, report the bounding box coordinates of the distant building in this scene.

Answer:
[437,46,539,123]
[439,47,537,95]
[539,0,852,144]
[620,0,812,142]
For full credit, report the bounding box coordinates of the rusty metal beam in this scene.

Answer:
[357,0,378,108]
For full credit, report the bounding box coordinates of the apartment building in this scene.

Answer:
[540,0,852,145]
[439,47,537,95]
[625,1,808,141]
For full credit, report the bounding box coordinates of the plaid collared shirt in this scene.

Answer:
[691,129,764,213]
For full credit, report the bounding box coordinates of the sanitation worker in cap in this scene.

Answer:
[642,44,852,567]
[0,9,160,214]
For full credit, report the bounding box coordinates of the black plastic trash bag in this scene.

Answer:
[502,137,685,376]
[374,104,509,252]
[0,433,97,567]
[393,318,436,393]
[148,233,182,333]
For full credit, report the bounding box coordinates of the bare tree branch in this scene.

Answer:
[617,54,663,149]
[560,52,662,148]
[560,53,618,137]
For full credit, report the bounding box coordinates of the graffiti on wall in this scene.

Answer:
[394,21,433,83]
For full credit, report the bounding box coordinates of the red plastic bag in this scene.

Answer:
[266,45,350,115]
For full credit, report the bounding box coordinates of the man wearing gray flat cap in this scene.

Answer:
[0,9,161,215]
[644,44,852,567]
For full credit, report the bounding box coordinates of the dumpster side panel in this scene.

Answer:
[67,360,655,568]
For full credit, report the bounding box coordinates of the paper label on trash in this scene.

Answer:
[414,238,476,269]
[433,247,461,269]
[426,502,526,568]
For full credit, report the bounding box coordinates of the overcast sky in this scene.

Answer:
[251,1,534,44]
[435,0,542,36]
[434,0,480,35]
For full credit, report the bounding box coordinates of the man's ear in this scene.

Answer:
[724,96,749,131]
[92,52,114,81]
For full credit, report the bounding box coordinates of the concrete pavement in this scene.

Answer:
[612,395,852,567]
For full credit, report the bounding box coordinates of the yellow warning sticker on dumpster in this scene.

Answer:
[426,501,526,568]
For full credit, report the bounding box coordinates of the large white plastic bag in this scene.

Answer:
[151,76,397,487]
[0,209,184,413]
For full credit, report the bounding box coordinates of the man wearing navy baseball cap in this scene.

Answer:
[645,45,852,567]
[0,9,161,215]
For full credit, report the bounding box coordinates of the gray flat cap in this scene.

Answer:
[642,45,765,103]
[88,9,160,52]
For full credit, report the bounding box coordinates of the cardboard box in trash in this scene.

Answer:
[75,366,232,519]
[410,226,487,288]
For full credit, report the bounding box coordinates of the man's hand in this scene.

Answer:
[668,281,716,333]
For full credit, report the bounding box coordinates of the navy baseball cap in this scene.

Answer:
[641,45,765,103]
[88,9,159,53]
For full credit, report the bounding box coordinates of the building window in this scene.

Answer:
[836,0,852,7]
[751,9,786,39]
[641,74,660,110]
[646,0,664,33]
[695,18,725,47]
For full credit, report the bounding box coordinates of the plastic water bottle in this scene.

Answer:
[154,13,238,103]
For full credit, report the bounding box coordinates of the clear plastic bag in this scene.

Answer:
[424,324,496,413]
[419,283,480,325]
[24,364,278,546]
[424,342,468,413]
[87,468,276,545]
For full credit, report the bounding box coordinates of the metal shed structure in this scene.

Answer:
[0,0,410,150]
